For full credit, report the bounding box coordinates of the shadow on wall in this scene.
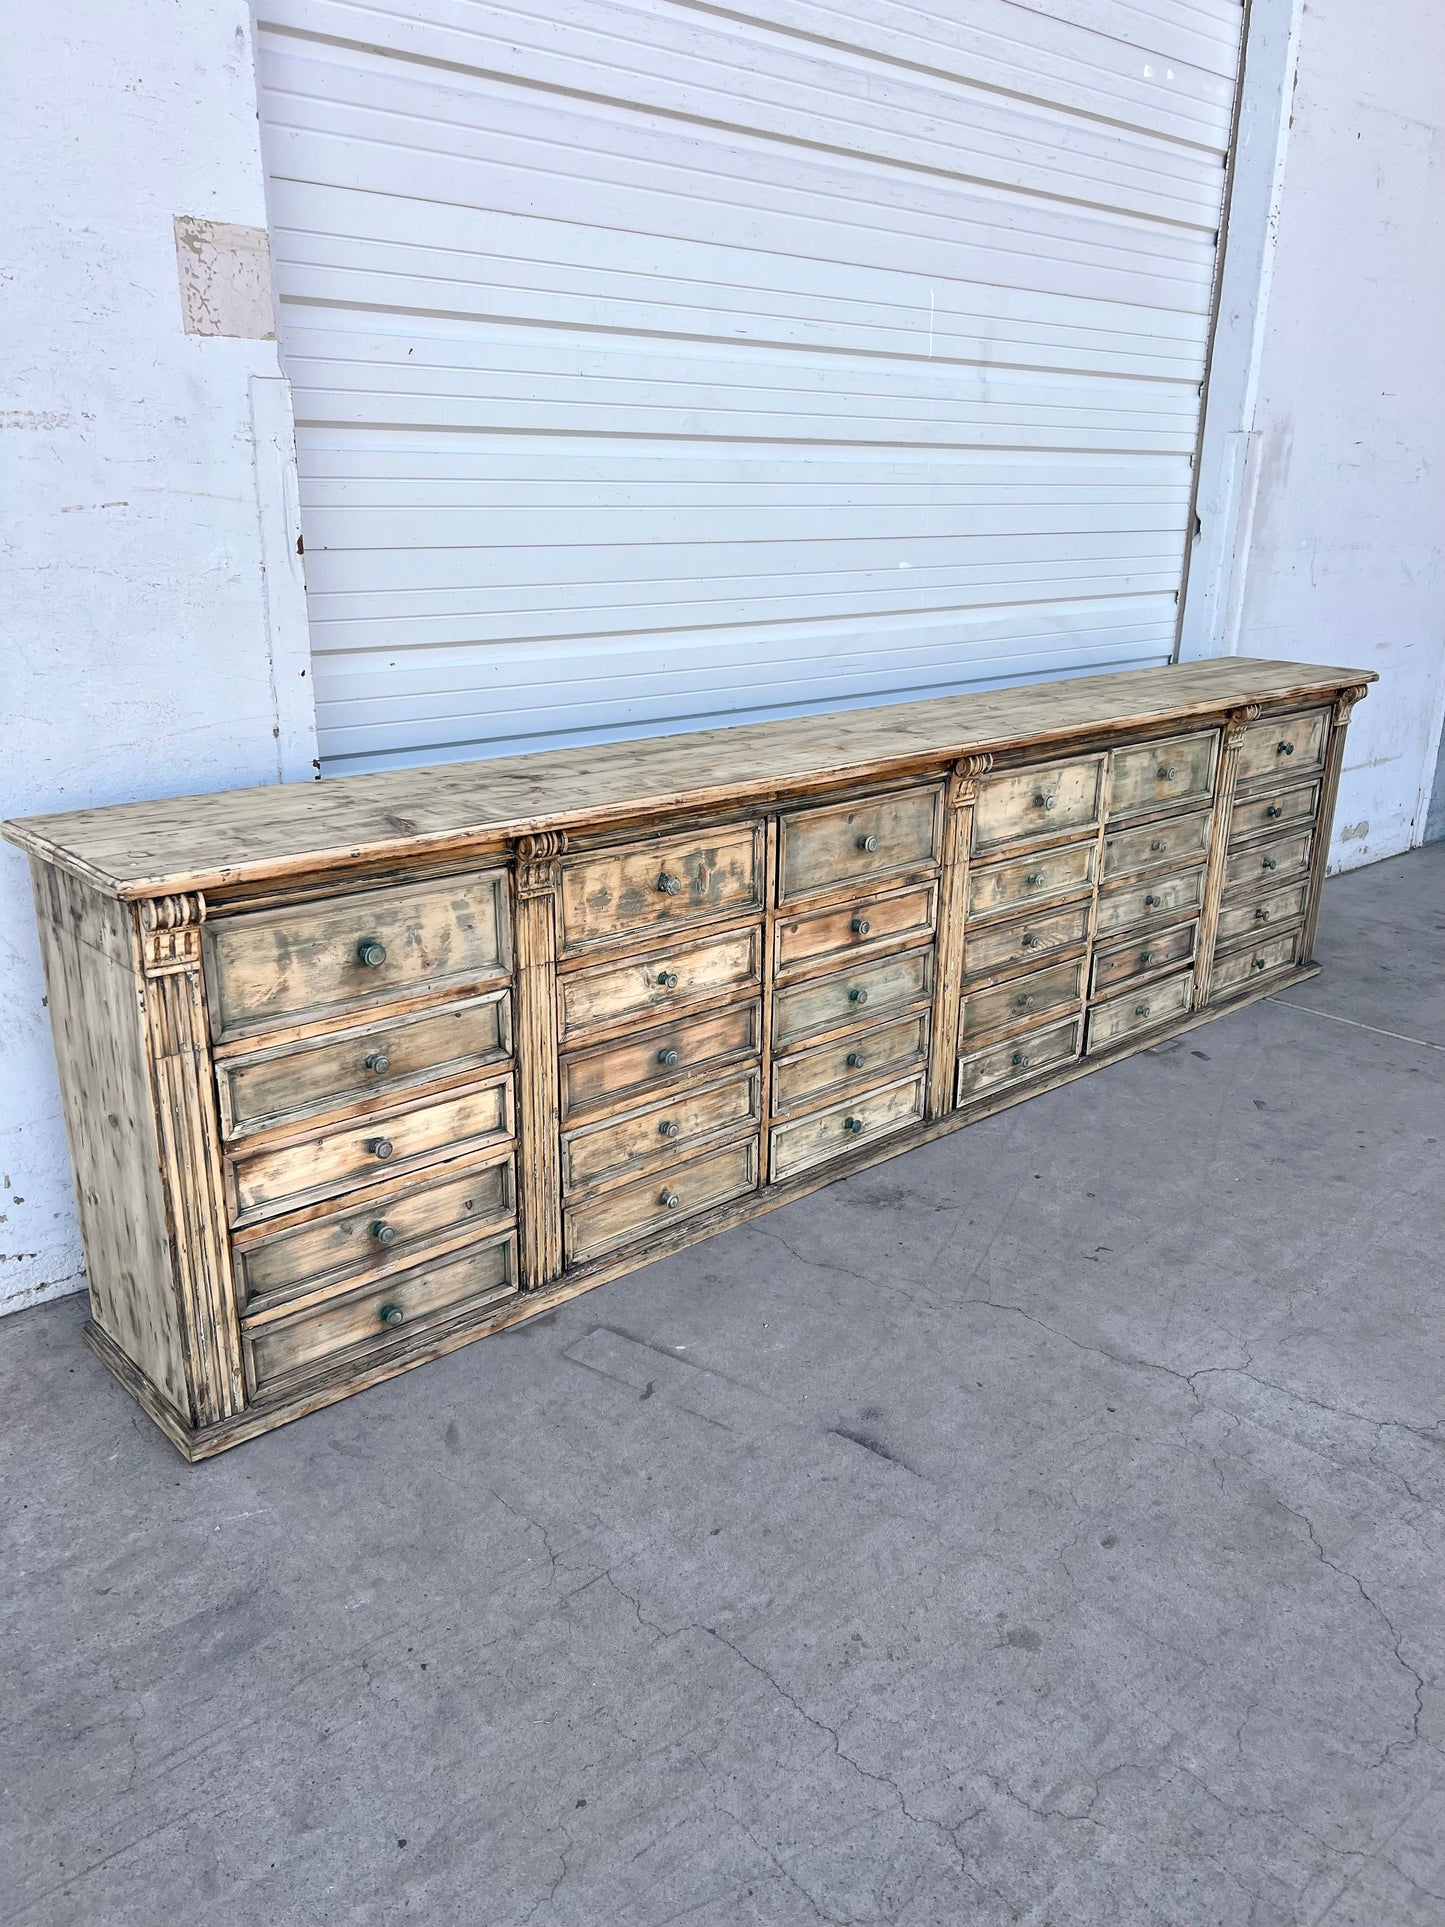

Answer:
[1428,727,1445,843]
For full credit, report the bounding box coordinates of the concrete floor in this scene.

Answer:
[3,846,1443,1927]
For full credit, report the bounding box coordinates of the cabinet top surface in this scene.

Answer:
[5,658,1371,899]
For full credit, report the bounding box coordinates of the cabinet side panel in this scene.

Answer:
[29,862,189,1415]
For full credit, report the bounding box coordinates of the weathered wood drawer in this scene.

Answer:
[558,821,764,954]
[956,1016,1081,1107]
[1101,808,1212,880]
[1235,708,1329,785]
[559,1002,759,1123]
[962,902,1090,983]
[234,1153,514,1313]
[1091,920,1196,996]
[564,1139,757,1265]
[1212,929,1299,996]
[1216,880,1310,947]
[778,786,943,902]
[205,872,510,1044]
[1223,827,1313,898]
[245,1233,517,1394]
[775,881,936,978]
[561,1071,760,1193]
[972,755,1104,852]
[967,841,1096,921]
[771,1013,929,1118]
[1086,970,1193,1055]
[959,956,1084,1047]
[217,991,511,1140]
[1107,730,1218,819]
[772,948,932,1051]
[769,1072,926,1183]
[558,925,760,1044]
[1095,868,1204,939]
[1229,780,1320,844]
[229,1077,513,1223]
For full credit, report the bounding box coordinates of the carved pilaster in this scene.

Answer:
[927,755,994,1117]
[1192,708,1261,1008]
[1300,685,1372,962]
[512,834,565,1290]
[136,893,244,1428]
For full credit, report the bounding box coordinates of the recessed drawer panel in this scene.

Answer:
[559,1002,759,1123]
[1090,920,1196,996]
[1108,730,1218,819]
[217,992,511,1140]
[963,902,1090,983]
[972,756,1104,852]
[558,926,760,1044]
[775,882,937,977]
[959,957,1084,1046]
[956,1017,1081,1107]
[558,821,763,954]
[230,1078,513,1223]
[772,948,932,1051]
[235,1155,514,1313]
[1216,880,1310,947]
[1095,868,1205,939]
[205,873,510,1044]
[1236,708,1329,785]
[1102,809,1212,881]
[770,1073,926,1184]
[1211,930,1300,997]
[564,1140,757,1266]
[1223,827,1313,899]
[772,1013,929,1118]
[247,1234,517,1394]
[1229,781,1320,845]
[1086,971,1193,1056]
[967,841,1096,921]
[778,786,943,902]
[561,1071,760,1193]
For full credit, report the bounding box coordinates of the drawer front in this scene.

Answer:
[956,1016,1081,1107]
[558,926,760,1043]
[772,1013,929,1117]
[559,1002,759,1122]
[778,786,943,902]
[1212,930,1299,996]
[217,993,510,1139]
[564,1140,757,1265]
[558,821,763,954]
[247,1234,517,1393]
[1094,868,1204,939]
[230,1078,513,1222]
[1223,827,1312,898]
[772,948,932,1051]
[1107,729,1218,819]
[1216,880,1310,947]
[1236,708,1330,785]
[1229,780,1320,844]
[769,1073,926,1184]
[1091,920,1196,995]
[562,1071,760,1193]
[205,872,510,1043]
[235,1155,514,1312]
[963,902,1090,983]
[1086,970,1193,1055]
[967,841,1096,921]
[973,756,1104,852]
[1102,809,1212,880]
[775,882,937,977]
[959,956,1084,1046]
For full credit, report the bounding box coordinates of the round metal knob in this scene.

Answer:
[843,1116,864,1135]
[1266,804,1283,819]
[657,1047,680,1067]
[1025,872,1044,888]
[1016,993,1035,1010]
[379,1303,404,1328]
[1134,1003,1150,1018]
[655,970,679,988]
[1262,856,1276,870]
[1254,907,1271,922]
[1158,765,1178,781]
[845,1051,866,1068]
[1149,839,1165,853]
[659,1189,680,1209]
[1035,792,1057,812]
[1140,950,1155,966]
[1278,741,1295,755]
[371,1221,396,1245]
[357,939,387,969]
[1011,1051,1029,1068]
[848,987,868,1005]
[850,916,870,936]
[657,873,682,895]
[1144,894,1161,908]
[1252,955,1267,971]
[1021,932,1040,949]
[658,1119,680,1139]
[369,1137,394,1161]
[856,833,878,853]
[364,1052,391,1076]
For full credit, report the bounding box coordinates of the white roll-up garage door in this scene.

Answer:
[254,0,1245,776]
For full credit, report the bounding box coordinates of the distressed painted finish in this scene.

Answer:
[2,659,1373,1458]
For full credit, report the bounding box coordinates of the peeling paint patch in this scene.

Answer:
[174,216,275,339]
[1340,820,1371,842]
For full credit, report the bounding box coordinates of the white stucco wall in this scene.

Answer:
[0,0,316,1314]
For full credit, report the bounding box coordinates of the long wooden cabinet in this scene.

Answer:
[4,658,1372,1458]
